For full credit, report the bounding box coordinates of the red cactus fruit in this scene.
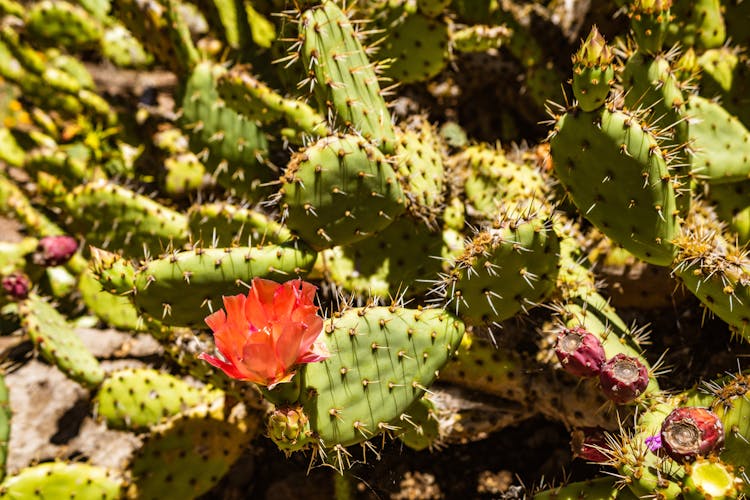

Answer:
[555,327,606,377]
[599,354,649,404]
[570,427,610,463]
[660,407,724,463]
[2,272,30,300]
[33,236,79,267]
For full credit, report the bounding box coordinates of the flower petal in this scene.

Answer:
[242,341,280,383]
[204,309,227,333]
[298,339,330,363]
[275,322,305,368]
[198,352,249,381]
[245,278,278,326]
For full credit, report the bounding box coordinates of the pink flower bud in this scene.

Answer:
[555,327,606,378]
[660,407,724,463]
[599,354,649,404]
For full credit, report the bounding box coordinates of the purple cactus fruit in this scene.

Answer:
[660,407,724,463]
[2,272,30,300]
[33,236,79,267]
[570,427,610,463]
[555,327,606,377]
[599,354,649,404]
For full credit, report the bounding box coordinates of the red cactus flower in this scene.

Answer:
[198,278,329,388]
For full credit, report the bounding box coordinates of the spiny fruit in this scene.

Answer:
[31,235,78,267]
[599,354,649,404]
[660,407,725,463]
[555,327,606,378]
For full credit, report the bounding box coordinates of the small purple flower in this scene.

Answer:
[645,434,662,452]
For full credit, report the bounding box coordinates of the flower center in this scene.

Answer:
[559,333,583,353]
[663,421,700,453]
[612,360,639,383]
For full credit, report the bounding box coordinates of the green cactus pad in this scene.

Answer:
[534,477,625,500]
[0,463,123,499]
[441,214,560,325]
[95,368,223,431]
[78,268,143,331]
[217,66,329,138]
[277,306,464,454]
[19,293,105,389]
[300,1,396,153]
[280,134,405,250]
[187,202,291,248]
[61,179,189,258]
[113,0,198,75]
[321,216,452,298]
[130,244,317,326]
[674,245,750,336]
[395,118,446,226]
[101,24,153,68]
[550,107,680,266]
[179,61,272,201]
[127,403,258,500]
[706,180,750,246]
[666,0,725,49]
[26,1,103,51]
[458,144,549,221]
[687,94,750,184]
[628,0,671,55]
[394,396,440,451]
[377,11,450,84]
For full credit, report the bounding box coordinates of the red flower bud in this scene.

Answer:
[660,407,724,463]
[555,327,606,378]
[599,354,649,404]
[33,236,79,267]
[2,272,30,300]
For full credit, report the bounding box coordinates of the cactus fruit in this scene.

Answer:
[31,236,78,267]
[554,327,606,378]
[280,134,405,250]
[598,354,649,404]
[660,407,725,463]
[1,273,29,300]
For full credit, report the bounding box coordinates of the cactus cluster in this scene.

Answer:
[0,0,750,497]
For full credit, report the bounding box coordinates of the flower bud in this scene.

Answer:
[573,26,613,69]
[32,236,79,267]
[267,406,312,454]
[599,354,649,404]
[660,407,724,463]
[555,327,606,378]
